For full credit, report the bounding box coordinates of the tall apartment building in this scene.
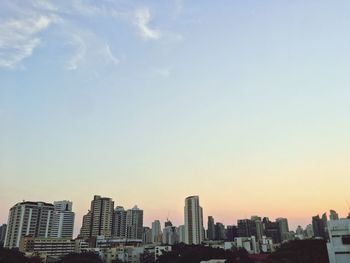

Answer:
[329,210,339,221]
[276,217,289,242]
[184,195,204,244]
[207,216,215,240]
[112,206,127,239]
[126,206,143,240]
[4,201,54,248]
[80,195,114,239]
[51,201,75,239]
[151,220,162,243]
[0,224,7,246]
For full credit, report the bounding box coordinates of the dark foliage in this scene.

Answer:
[0,248,42,263]
[156,243,254,263]
[264,239,329,263]
[56,253,103,263]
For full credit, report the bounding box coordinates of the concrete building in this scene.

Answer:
[51,201,75,239]
[19,236,75,259]
[184,196,204,244]
[215,222,226,240]
[330,210,339,221]
[80,195,114,239]
[0,224,7,246]
[4,201,54,248]
[177,225,186,243]
[276,218,289,242]
[312,214,327,239]
[112,206,127,239]
[162,226,178,245]
[142,227,152,244]
[151,220,162,243]
[327,218,350,263]
[207,216,215,240]
[126,206,143,240]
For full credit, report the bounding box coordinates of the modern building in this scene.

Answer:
[276,218,289,242]
[142,227,152,244]
[184,196,204,244]
[112,206,127,239]
[51,201,75,239]
[330,210,339,221]
[226,225,237,241]
[0,224,7,246]
[151,220,162,243]
[237,219,256,238]
[215,222,226,240]
[177,225,186,243]
[4,201,54,248]
[163,226,178,245]
[312,215,327,239]
[327,218,350,263]
[251,216,264,241]
[126,206,143,240]
[80,195,114,239]
[263,218,281,244]
[207,216,215,241]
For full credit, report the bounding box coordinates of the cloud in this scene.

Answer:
[134,8,161,40]
[0,15,56,69]
[104,44,120,65]
[66,34,87,70]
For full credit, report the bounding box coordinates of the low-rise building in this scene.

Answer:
[327,219,350,263]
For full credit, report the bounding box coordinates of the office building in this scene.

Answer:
[312,215,327,239]
[112,206,127,239]
[184,196,204,244]
[215,222,226,240]
[0,224,7,246]
[51,201,75,239]
[80,195,114,239]
[330,210,339,221]
[151,220,162,243]
[4,201,54,248]
[126,206,143,240]
[276,218,289,242]
[207,216,215,240]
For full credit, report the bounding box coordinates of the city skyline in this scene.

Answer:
[1,0,350,243]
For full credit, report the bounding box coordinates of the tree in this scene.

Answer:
[0,247,42,263]
[56,253,103,263]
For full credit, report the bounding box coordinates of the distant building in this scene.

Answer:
[276,218,289,242]
[80,195,114,239]
[126,206,143,240]
[327,218,350,263]
[305,224,314,238]
[51,201,75,239]
[112,206,127,239]
[184,196,204,244]
[4,201,54,248]
[226,225,237,241]
[19,237,75,259]
[237,219,255,238]
[163,226,178,245]
[207,216,215,240]
[142,227,152,244]
[177,225,186,243]
[151,220,162,243]
[329,210,339,221]
[263,218,280,244]
[0,224,7,246]
[251,216,263,241]
[312,215,327,239]
[215,222,226,240]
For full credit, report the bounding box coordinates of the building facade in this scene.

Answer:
[184,195,204,244]
[51,201,75,239]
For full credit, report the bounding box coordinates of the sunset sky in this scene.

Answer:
[1,0,350,236]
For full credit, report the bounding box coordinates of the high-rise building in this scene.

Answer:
[263,218,281,244]
[251,216,263,241]
[215,222,226,240]
[237,219,256,238]
[143,227,152,244]
[151,220,162,243]
[329,210,339,221]
[177,225,186,243]
[312,215,327,239]
[276,218,289,242]
[207,216,215,240]
[226,225,237,241]
[163,226,178,245]
[164,219,173,228]
[4,201,54,248]
[80,195,114,239]
[126,206,143,240]
[112,206,127,239]
[51,201,75,239]
[0,224,7,246]
[184,196,204,244]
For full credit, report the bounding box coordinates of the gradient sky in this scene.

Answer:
[1,0,350,236]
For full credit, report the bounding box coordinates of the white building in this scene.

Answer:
[327,219,350,263]
[126,206,143,240]
[184,195,204,244]
[51,201,75,239]
[177,225,186,243]
[151,220,162,243]
[4,201,54,248]
[155,245,171,261]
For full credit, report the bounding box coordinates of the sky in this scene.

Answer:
[1,0,350,236]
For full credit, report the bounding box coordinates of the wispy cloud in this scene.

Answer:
[66,34,87,70]
[0,15,57,69]
[134,8,161,40]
